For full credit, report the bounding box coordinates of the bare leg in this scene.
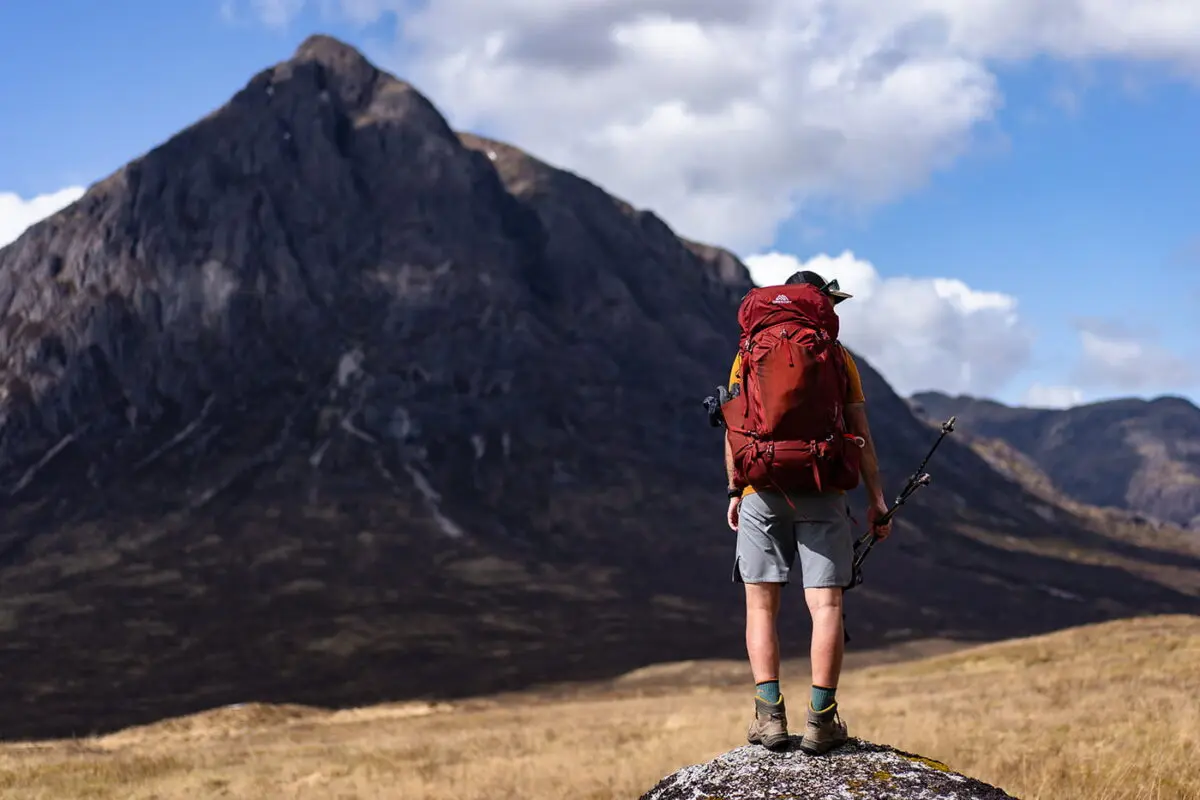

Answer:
[805,587,844,691]
[799,586,851,753]
[744,581,790,749]
[745,582,783,683]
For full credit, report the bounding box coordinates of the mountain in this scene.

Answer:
[1,35,1198,741]
[911,392,1200,530]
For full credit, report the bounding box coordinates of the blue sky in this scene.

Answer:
[1,1,1197,408]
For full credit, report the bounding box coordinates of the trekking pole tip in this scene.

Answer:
[944,416,956,432]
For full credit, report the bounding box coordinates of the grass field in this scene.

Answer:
[2,615,1197,799]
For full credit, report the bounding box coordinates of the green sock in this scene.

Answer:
[755,680,781,704]
[811,685,837,711]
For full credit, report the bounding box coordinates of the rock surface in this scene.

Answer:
[0,35,1197,740]
[640,739,1016,800]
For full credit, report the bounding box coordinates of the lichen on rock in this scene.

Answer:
[639,738,1017,800]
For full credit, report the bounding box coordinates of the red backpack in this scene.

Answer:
[722,283,863,495]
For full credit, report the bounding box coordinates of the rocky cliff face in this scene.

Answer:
[0,36,1198,740]
[912,391,1200,529]
[639,739,1015,800]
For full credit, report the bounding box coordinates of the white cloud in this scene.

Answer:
[0,187,86,249]
[1023,383,1084,409]
[268,0,1200,252]
[743,250,1032,397]
[1071,319,1199,391]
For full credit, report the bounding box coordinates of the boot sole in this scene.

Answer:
[762,734,789,751]
[747,732,789,750]
[799,737,847,755]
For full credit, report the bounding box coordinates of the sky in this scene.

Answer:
[1,1,1198,408]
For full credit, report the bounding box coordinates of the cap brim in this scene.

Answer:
[827,289,853,303]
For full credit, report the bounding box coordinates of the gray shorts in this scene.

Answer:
[732,490,854,589]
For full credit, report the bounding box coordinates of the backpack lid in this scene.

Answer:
[737,283,841,343]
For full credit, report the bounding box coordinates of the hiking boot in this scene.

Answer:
[746,696,789,750]
[799,701,848,755]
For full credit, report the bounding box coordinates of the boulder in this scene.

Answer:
[640,738,1016,800]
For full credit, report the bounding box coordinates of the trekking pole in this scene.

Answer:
[841,416,955,645]
[848,416,956,589]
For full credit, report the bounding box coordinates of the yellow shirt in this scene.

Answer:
[728,344,865,497]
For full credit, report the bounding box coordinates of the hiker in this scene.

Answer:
[721,269,891,755]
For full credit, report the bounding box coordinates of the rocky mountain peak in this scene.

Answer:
[293,33,375,70]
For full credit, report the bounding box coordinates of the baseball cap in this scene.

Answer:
[785,269,853,304]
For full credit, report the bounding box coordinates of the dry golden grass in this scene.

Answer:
[2,615,1198,800]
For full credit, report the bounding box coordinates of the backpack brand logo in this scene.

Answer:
[771,294,791,304]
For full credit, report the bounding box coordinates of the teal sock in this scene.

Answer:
[755,680,781,704]
[811,685,837,711]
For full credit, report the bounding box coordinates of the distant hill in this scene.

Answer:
[0,35,1197,741]
[911,392,1200,529]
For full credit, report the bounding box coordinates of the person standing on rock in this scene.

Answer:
[720,269,891,754]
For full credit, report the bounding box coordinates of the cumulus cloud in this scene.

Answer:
[1022,383,1084,409]
[251,0,1200,251]
[0,187,86,249]
[392,3,996,252]
[743,250,1033,397]
[1070,318,1199,391]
